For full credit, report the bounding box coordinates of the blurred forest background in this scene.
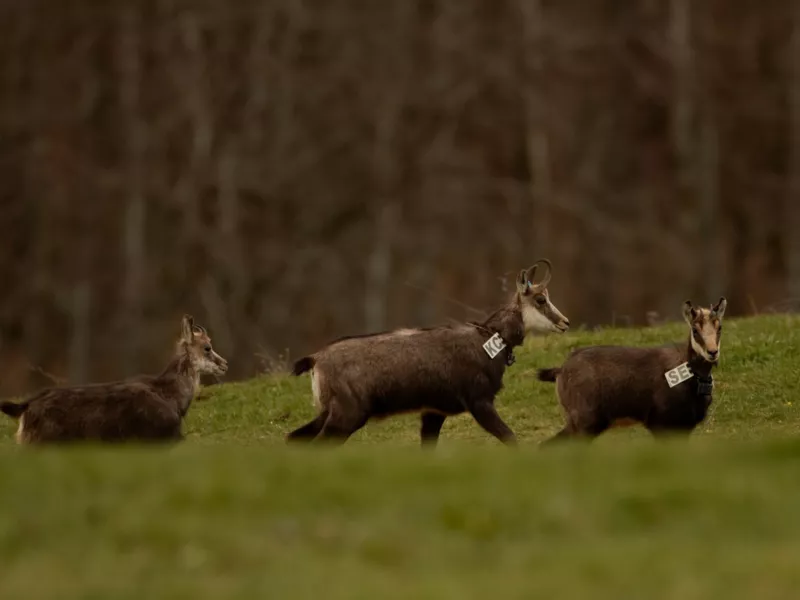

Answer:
[0,0,799,395]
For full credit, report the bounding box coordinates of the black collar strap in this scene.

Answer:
[496,334,515,365]
[505,349,516,367]
[693,371,714,396]
[491,329,515,366]
[481,328,516,367]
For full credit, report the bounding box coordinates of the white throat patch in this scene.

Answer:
[521,304,556,333]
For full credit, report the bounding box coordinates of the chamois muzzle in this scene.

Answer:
[213,355,229,375]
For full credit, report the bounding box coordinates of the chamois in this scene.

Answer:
[287,260,570,447]
[0,315,228,444]
[538,297,727,443]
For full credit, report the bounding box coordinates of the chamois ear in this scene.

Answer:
[682,300,696,325]
[712,296,727,319]
[181,314,194,342]
[516,269,530,295]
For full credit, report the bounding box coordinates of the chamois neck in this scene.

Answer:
[686,336,714,378]
[481,304,525,348]
[157,353,200,416]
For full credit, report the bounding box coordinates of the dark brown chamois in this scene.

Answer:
[538,297,727,444]
[287,260,570,447]
[0,315,228,444]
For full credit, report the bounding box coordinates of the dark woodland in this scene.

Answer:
[0,0,798,396]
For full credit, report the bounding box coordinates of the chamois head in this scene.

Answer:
[682,297,727,363]
[515,259,570,334]
[179,315,228,376]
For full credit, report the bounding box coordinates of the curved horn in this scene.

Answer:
[527,258,552,291]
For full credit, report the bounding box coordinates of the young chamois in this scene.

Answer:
[538,297,727,443]
[287,260,570,447]
[0,315,228,444]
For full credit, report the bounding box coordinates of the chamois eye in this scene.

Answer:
[204,345,212,354]
[535,296,546,305]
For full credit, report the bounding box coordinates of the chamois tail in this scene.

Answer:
[536,368,561,383]
[0,400,29,419]
[291,356,315,376]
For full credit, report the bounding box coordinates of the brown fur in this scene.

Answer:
[0,315,228,444]
[539,297,727,444]
[287,260,570,447]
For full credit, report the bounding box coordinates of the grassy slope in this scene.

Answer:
[1,314,799,598]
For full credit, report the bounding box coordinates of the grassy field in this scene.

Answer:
[1,313,799,598]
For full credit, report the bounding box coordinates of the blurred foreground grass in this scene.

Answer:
[1,314,799,598]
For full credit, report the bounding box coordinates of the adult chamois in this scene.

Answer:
[287,259,570,447]
[0,315,228,444]
[538,297,727,443]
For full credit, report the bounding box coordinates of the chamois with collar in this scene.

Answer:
[538,297,727,443]
[0,315,228,444]
[287,260,570,447]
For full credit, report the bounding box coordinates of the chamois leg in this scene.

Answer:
[420,412,446,448]
[468,401,517,446]
[165,428,184,443]
[541,414,608,447]
[134,417,184,444]
[314,404,368,446]
[14,416,25,444]
[646,425,693,440]
[163,418,185,443]
[540,425,576,446]
[286,410,329,442]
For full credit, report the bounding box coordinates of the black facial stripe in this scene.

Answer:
[543,304,560,323]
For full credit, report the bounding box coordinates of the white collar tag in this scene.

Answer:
[483,332,507,359]
[665,362,694,388]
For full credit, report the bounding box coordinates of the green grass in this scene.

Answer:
[1,314,800,598]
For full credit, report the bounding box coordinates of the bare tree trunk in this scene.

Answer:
[248,0,301,355]
[518,0,552,258]
[16,3,50,384]
[364,105,402,333]
[635,184,659,323]
[671,3,725,307]
[68,282,91,383]
[175,6,211,266]
[577,116,614,325]
[406,4,459,326]
[670,0,693,183]
[668,0,696,310]
[364,5,412,333]
[788,5,800,302]
[202,143,238,358]
[197,13,252,371]
[696,112,723,299]
[118,5,146,371]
